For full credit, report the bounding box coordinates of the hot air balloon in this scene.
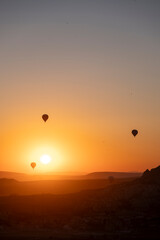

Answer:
[132,129,138,137]
[42,114,49,122]
[31,162,36,170]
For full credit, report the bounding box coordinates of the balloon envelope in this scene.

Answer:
[31,162,36,169]
[132,129,138,137]
[42,114,49,122]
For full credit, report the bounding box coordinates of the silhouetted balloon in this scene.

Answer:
[42,114,49,122]
[31,162,36,170]
[132,129,138,137]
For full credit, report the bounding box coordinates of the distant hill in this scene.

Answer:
[85,171,142,179]
[0,177,134,196]
[0,171,29,181]
[0,170,142,181]
[0,170,142,196]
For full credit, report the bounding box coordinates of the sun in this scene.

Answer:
[40,154,51,165]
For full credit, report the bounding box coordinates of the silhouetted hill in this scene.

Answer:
[0,171,30,181]
[0,170,142,181]
[140,165,160,184]
[0,170,141,196]
[0,178,134,196]
[86,171,141,179]
[0,178,18,184]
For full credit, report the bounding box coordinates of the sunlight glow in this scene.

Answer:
[40,154,51,165]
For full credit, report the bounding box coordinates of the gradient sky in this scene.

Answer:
[0,0,160,173]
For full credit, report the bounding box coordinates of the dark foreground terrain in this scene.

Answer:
[0,166,160,239]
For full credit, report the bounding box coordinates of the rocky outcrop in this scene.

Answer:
[140,166,160,184]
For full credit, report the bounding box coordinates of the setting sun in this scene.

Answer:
[40,154,51,165]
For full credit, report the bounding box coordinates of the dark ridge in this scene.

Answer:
[86,171,142,179]
[140,165,160,184]
[0,178,18,183]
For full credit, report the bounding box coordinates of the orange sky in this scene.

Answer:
[1,0,160,173]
